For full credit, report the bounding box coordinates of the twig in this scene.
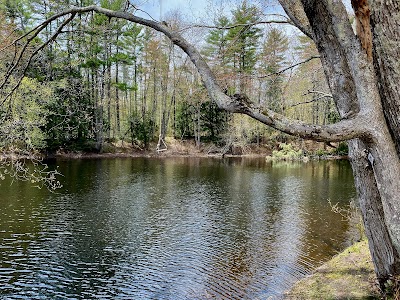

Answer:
[258,55,320,78]
[304,90,333,98]
[179,19,292,32]
[290,94,332,107]
[1,13,76,106]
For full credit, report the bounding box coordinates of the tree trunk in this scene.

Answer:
[370,0,400,155]
[297,0,400,283]
[349,139,400,286]
[106,38,112,141]
[115,35,121,137]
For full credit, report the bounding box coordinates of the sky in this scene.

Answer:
[133,0,210,21]
[130,0,354,44]
[133,0,353,22]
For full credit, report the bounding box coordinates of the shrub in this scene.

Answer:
[332,142,349,156]
[271,143,303,160]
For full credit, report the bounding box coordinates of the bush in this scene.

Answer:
[129,113,155,149]
[332,142,349,156]
[271,143,303,160]
[315,148,328,157]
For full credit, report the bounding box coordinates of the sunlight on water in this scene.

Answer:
[0,158,356,299]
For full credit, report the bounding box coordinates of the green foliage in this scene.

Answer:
[175,100,194,139]
[175,100,231,142]
[204,16,231,67]
[314,148,328,157]
[129,113,155,149]
[227,1,262,74]
[0,77,52,151]
[271,143,303,160]
[204,0,261,79]
[200,100,231,141]
[44,79,95,151]
[332,142,349,156]
[114,82,137,91]
[100,0,123,9]
[261,28,289,113]
[327,110,341,124]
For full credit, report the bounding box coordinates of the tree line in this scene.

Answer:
[0,0,335,154]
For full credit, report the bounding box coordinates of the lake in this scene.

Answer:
[0,157,357,299]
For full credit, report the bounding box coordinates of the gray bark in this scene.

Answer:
[349,139,400,285]
[283,0,400,283]
[370,0,400,154]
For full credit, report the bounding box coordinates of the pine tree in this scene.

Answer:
[261,28,289,113]
[204,15,231,68]
[227,0,261,92]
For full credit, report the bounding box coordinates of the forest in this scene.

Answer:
[0,0,339,155]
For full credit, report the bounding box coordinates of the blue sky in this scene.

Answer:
[134,0,210,20]
[133,0,353,22]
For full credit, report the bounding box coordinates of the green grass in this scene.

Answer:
[285,240,381,299]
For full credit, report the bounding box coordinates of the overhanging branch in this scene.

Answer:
[3,5,368,143]
[226,93,365,142]
[179,19,292,32]
[278,0,313,38]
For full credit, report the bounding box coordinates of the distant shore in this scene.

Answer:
[1,139,349,161]
[49,139,347,160]
[50,151,348,161]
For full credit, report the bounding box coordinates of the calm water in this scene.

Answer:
[0,157,356,299]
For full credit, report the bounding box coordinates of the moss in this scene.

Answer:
[285,240,381,299]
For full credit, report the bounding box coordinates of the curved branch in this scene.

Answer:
[6,5,368,143]
[226,94,365,142]
[248,109,364,142]
[277,0,313,38]
[179,19,292,32]
[1,13,76,105]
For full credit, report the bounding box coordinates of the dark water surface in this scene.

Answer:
[0,157,356,299]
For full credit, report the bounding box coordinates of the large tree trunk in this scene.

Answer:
[370,0,400,154]
[349,139,400,286]
[296,0,400,284]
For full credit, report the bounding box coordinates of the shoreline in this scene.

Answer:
[0,139,348,161]
[51,151,272,160]
[45,148,348,161]
[284,240,380,299]
[0,149,348,163]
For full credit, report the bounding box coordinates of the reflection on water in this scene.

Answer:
[0,157,356,299]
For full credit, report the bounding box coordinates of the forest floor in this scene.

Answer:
[284,240,382,299]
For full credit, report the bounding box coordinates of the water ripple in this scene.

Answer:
[0,158,356,299]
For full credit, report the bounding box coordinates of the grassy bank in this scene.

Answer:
[285,240,380,299]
